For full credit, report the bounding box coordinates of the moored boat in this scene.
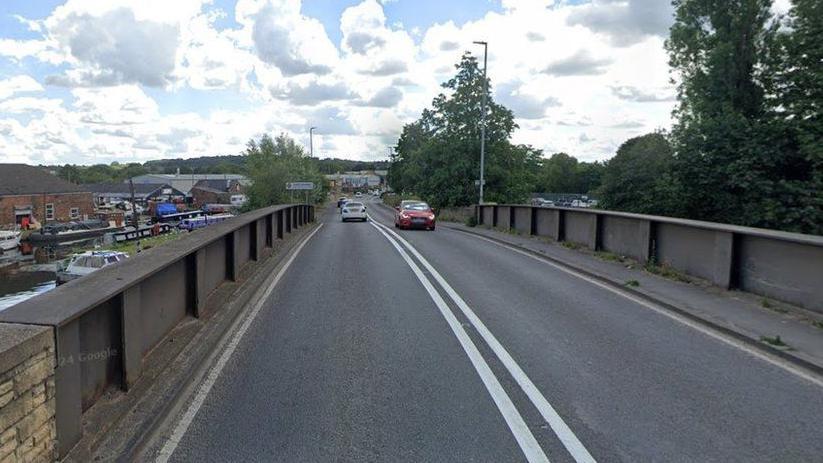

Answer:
[56,250,129,285]
[0,229,21,252]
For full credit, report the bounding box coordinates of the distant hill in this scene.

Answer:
[44,155,390,185]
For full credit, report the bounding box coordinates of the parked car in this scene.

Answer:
[531,198,554,207]
[571,199,590,208]
[394,201,436,230]
[341,201,367,222]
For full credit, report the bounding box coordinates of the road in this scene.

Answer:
[162,197,823,462]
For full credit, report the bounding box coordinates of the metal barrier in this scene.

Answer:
[476,204,823,313]
[0,204,314,457]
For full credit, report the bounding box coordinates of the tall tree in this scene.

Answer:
[388,52,536,207]
[666,0,778,225]
[762,0,823,234]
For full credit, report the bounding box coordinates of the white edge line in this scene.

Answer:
[370,217,597,463]
[155,224,324,463]
[461,230,823,389]
[368,220,550,463]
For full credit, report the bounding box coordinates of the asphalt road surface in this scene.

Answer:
[164,198,823,463]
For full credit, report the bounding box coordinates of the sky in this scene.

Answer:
[0,0,742,165]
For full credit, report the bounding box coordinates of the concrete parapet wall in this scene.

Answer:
[0,204,314,459]
[476,204,823,313]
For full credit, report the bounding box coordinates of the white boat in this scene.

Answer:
[56,250,129,285]
[0,230,21,252]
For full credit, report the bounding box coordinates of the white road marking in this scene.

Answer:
[368,220,550,463]
[461,230,823,389]
[369,217,597,463]
[155,224,324,463]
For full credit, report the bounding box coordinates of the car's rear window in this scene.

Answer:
[346,202,363,208]
[404,203,430,211]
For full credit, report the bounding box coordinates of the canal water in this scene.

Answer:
[0,237,103,311]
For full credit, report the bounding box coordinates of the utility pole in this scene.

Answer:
[309,126,317,156]
[473,41,488,205]
[129,178,138,228]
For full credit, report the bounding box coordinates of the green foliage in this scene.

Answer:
[535,153,604,195]
[598,133,678,214]
[388,53,541,208]
[55,162,150,184]
[664,0,822,234]
[244,133,328,208]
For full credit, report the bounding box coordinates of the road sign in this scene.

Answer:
[286,182,315,190]
[474,179,486,186]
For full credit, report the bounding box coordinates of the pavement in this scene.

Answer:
[154,197,823,463]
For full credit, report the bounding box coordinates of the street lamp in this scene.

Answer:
[309,126,317,156]
[473,40,488,205]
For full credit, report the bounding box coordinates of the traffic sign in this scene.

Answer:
[286,182,315,190]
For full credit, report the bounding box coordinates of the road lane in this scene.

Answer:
[367,198,823,462]
[166,207,531,462]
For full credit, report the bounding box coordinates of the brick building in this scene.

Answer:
[0,164,95,227]
[190,179,244,207]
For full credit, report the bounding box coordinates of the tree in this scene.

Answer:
[666,0,793,226]
[244,133,327,208]
[598,133,678,214]
[761,0,823,234]
[388,52,537,207]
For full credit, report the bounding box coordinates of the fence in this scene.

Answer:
[476,204,823,313]
[0,204,314,457]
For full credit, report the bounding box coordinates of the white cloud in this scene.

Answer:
[245,0,338,76]
[567,0,675,47]
[0,76,44,100]
[0,0,679,163]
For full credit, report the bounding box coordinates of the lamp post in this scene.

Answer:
[309,126,317,156]
[473,40,488,205]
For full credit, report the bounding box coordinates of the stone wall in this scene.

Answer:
[0,324,56,463]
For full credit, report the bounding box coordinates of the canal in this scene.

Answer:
[0,238,100,311]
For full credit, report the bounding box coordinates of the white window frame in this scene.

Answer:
[70,207,79,219]
[45,203,55,221]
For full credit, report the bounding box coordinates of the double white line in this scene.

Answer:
[368,217,596,463]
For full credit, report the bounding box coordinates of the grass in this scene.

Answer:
[643,261,692,284]
[760,335,789,348]
[594,250,625,263]
[437,207,475,224]
[624,279,640,287]
[760,298,789,314]
[561,241,583,250]
[813,320,823,330]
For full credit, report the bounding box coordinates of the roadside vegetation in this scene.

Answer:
[387,0,822,235]
[243,133,328,208]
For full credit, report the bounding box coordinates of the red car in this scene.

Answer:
[394,201,436,230]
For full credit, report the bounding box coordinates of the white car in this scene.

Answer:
[341,201,367,222]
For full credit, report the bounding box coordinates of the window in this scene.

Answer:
[70,207,79,219]
[45,203,54,221]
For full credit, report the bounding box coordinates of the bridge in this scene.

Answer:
[1,199,822,462]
